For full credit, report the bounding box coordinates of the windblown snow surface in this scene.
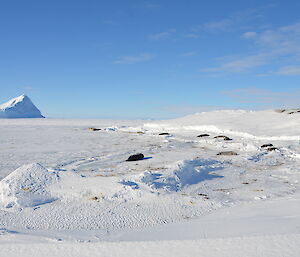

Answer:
[1,110,300,256]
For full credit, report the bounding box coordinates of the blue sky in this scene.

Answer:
[0,0,300,119]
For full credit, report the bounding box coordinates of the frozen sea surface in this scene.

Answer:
[0,111,300,256]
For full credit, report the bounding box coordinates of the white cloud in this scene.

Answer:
[113,53,155,64]
[180,51,198,57]
[178,6,273,41]
[241,31,257,39]
[257,22,300,55]
[201,53,270,73]
[162,104,235,116]
[223,88,300,108]
[22,86,35,91]
[183,33,200,38]
[199,6,272,33]
[203,19,233,32]
[275,66,300,75]
[148,29,176,40]
[201,21,300,74]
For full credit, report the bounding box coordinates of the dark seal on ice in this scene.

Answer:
[214,135,232,141]
[267,147,279,152]
[261,143,273,148]
[197,134,210,138]
[89,127,101,131]
[126,153,145,161]
[217,151,238,156]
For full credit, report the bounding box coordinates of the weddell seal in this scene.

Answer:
[126,153,145,161]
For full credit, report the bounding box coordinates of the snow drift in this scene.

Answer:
[0,94,45,118]
[0,163,59,208]
[144,109,300,139]
[139,159,223,192]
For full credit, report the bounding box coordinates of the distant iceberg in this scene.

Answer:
[0,94,45,118]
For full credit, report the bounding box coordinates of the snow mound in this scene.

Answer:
[144,110,300,139]
[139,159,223,192]
[0,94,45,118]
[0,163,59,208]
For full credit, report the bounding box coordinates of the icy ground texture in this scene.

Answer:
[0,110,300,247]
[0,95,44,118]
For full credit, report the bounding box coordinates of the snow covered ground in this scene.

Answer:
[0,110,300,256]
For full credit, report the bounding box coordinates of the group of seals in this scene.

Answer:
[123,131,280,162]
[275,109,300,115]
[197,134,232,141]
[261,143,279,152]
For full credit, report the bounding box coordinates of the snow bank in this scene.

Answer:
[0,163,59,208]
[0,95,44,118]
[144,110,300,139]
